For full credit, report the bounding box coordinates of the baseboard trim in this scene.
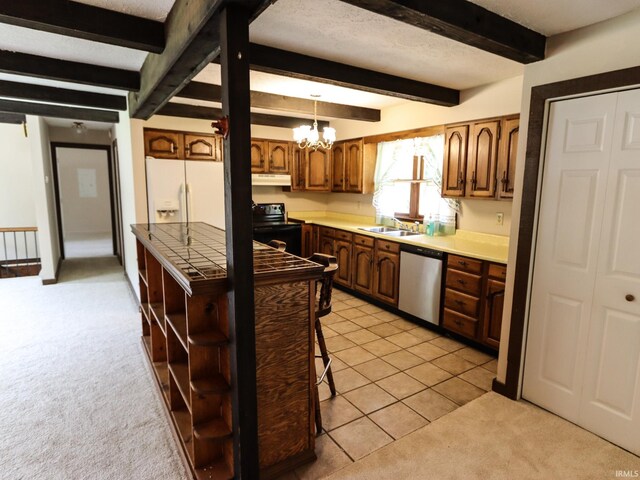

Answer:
[492,377,517,400]
[42,256,63,285]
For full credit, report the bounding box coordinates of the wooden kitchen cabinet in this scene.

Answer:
[441,115,519,201]
[497,116,519,200]
[301,224,319,258]
[373,239,400,306]
[443,254,506,350]
[144,129,222,161]
[442,125,468,197]
[331,142,345,190]
[305,148,331,191]
[352,235,374,295]
[467,120,500,198]
[334,237,353,287]
[289,144,305,191]
[331,139,375,194]
[251,140,290,174]
[319,227,335,256]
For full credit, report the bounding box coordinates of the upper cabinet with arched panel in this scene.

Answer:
[144,128,223,162]
[441,115,519,200]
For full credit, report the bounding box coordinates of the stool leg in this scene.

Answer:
[315,319,336,396]
[314,384,322,436]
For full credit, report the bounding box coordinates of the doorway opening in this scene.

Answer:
[51,143,117,260]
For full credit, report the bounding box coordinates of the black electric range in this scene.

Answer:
[252,202,302,256]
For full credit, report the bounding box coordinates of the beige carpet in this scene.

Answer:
[326,392,640,480]
[0,257,189,480]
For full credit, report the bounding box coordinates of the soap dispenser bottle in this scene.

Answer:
[426,215,434,236]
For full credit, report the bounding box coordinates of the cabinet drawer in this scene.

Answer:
[354,234,374,247]
[488,263,507,280]
[448,254,483,274]
[445,269,482,296]
[376,239,400,254]
[320,227,335,238]
[443,308,478,338]
[334,229,353,242]
[444,288,480,318]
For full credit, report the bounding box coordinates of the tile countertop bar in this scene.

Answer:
[288,211,509,264]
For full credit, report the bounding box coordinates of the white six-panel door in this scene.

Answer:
[523,90,640,455]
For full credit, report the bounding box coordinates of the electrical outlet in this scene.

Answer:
[496,212,504,225]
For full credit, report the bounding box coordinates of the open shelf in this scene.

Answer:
[188,330,227,348]
[193,418,232,441]
[138,269,148,287]
[166,313,188,353]
[172,408,194,459]
[168,362,191,413]
[194,462,233,480]
[191,375,230,396]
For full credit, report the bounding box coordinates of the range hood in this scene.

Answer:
[251,173,291,187]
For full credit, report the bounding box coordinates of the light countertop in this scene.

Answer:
[288,211,509,264]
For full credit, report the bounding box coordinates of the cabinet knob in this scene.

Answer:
[170,142,175,153]
[458,260,468,267]
[457,279,466,286]
[626,294,636,302]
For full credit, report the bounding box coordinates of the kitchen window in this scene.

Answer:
[373,134,458,221]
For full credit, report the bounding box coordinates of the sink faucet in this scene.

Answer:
[391,217,408,230]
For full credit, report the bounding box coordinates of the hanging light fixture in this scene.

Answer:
[72,121,87,134]
[293,95,336,150]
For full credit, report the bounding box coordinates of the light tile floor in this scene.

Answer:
[289,289,498,480]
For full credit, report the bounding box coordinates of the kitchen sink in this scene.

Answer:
[381,230,422,237]
[359,226,401,233]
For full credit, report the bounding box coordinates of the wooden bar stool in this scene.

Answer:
[308,253,338,435]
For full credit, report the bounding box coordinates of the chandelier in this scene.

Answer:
[292,96,336,150]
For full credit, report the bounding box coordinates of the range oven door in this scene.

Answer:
[253,224,302,257]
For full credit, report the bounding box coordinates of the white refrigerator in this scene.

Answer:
[145,157,225,229]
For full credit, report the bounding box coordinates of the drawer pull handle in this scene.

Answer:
[458,260,468,267]
[626,294,635,302]
[454,299,465,306]
[455,320,463,327]
[457,279,466,285]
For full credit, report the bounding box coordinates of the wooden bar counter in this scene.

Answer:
[131,222,323,480]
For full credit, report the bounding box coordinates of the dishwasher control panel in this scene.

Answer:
[400,244,444,259]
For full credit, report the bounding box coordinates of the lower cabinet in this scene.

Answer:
[444,254,506,350]
[352,235,374,295]
[372,239,400,306]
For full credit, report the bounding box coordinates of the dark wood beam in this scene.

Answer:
[0,1,165,53]
[129,0,273,120]
[248,44,459,106]
[178,82,381,122]
[0,112,25,124]
[0,80,127,110]
[0,50,139,91]
[220,5,259,478]
[158,102,330,129]
[340,0,546,64]
[0,99,119,123]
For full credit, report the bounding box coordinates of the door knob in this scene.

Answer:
[625,294,635,302]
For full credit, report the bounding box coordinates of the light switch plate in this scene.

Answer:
[496,212,504,225]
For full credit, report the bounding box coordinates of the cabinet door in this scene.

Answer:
[353,243,374,295]
[497,117,519,199]
[467,120,500,198]
[250,140,267,173]
[373,250,400,306]
[482,278,505,349]
[442,125,468,197]
[184,134,217,161]
[334,240,352,287]
[267,141,290,174]
[319,234,334,256]
[305,148,331,191]
[331,143,345,191]
[144,130,183,159]
[345,140,364,192]
[289,144,305,191]
[301,224,313,258]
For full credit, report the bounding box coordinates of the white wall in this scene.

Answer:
[56,148,112,235]
[49,126,111,145]
[27,116,60,281]
[499,7,640,386]
[0,123,35,228]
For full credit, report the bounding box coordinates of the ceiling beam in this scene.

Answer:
[0,99,119,123]
[340,0,546,64]
[0,50,139,91]
[129,0,273,120]
[0,1,165,53]
[0,80,127,110]
[177,82,381,122]
[158,102,330,129]
[0,112,25,124]
[247,44,459,106]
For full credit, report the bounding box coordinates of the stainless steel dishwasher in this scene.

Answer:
[398,244,444,326]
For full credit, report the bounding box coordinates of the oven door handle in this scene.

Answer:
[253,225,301,233]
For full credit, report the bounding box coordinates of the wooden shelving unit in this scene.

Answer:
[133,222,323,479]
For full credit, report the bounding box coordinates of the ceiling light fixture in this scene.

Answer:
[72,121,87,134]
[293,95,336,150]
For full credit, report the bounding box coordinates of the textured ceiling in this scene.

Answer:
[73,0,174,21]
[468,0,640,36]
